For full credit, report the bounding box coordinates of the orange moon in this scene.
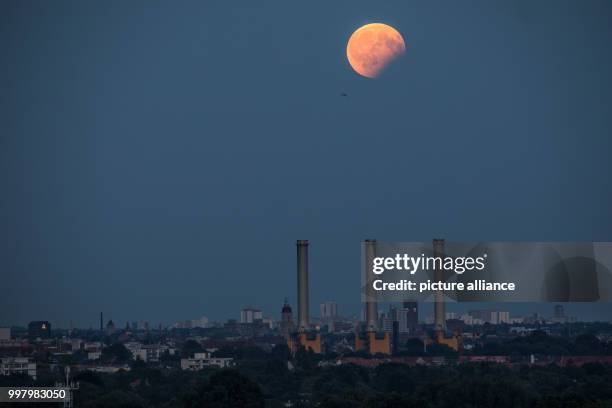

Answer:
[346,23,406,78]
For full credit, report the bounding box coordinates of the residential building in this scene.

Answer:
[1,357,36,380]
[180,352,233,370]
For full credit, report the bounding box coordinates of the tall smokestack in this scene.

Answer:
[297,240,309,332]
[100,312,103,332]
[364,239,378,332]
[433,239,446,332]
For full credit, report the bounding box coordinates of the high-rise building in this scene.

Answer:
[381,316,393,332]
[394,302,418,334]
[469,310,494,323]
[402,300,418,332]
[391,321,400,354]
[467,310,509,324]
[320,301,337,319]
[498,311,510,324]
[240,308,263,324]
[396,309,410,334]
[320,301,338,332]
[388,306,398,321]
[490,311,499,324]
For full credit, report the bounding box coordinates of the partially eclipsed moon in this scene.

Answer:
[346,23,406,78]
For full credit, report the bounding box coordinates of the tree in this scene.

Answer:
[159,349,180,367]
[404,338,425,355]
[295,346,316,371]
[101,343,132,363]
[183,369,264,408]
[426,343,457,357]
[573,334,603,355]
[181,340,204,358]
[92,390,147,408]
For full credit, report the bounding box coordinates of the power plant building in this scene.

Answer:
[288,240,321,354]
[430,239,461,351]
[355,239,391,355]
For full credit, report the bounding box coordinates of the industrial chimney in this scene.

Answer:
[297,240,309,332]
[364,239,378,332]
[433,239,446,332]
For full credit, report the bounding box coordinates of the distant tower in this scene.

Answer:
[355,239,391,355]
[429,239,461,352]
[280,298,294,339]
[288,240,321,354]
[364,239,378,332]
[297,240,309,332]
[100,312,103,332]
[105,320,115,336]
[433,239,446,332]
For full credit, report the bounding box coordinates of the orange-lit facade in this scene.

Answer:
[288,332,321,354]
[426,329,461,351]
[355,331,391,355]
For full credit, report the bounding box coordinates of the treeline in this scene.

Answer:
[67,358,612,407]
[2,330,612,407]
[473,331,612,356]
[393,331,612,357]
[4,342,612,407]
[2,357,612,407]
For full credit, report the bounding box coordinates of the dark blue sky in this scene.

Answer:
[1,1,611,328]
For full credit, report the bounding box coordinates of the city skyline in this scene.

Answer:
[4,301,612,330]
[2,1,612,330]
[2,1,611,406]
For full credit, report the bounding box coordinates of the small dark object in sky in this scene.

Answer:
[341,92,348,97]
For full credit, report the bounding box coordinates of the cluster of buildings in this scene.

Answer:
[0,323,237,379]
[180,352,233,370]
[174,316,209,329]
[281,239,441,355]
[0,240,600,381]
[275,239,583,356]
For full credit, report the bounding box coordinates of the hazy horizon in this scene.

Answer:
[4,302,612,330]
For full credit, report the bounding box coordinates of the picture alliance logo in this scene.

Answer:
[371,253,488,275]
